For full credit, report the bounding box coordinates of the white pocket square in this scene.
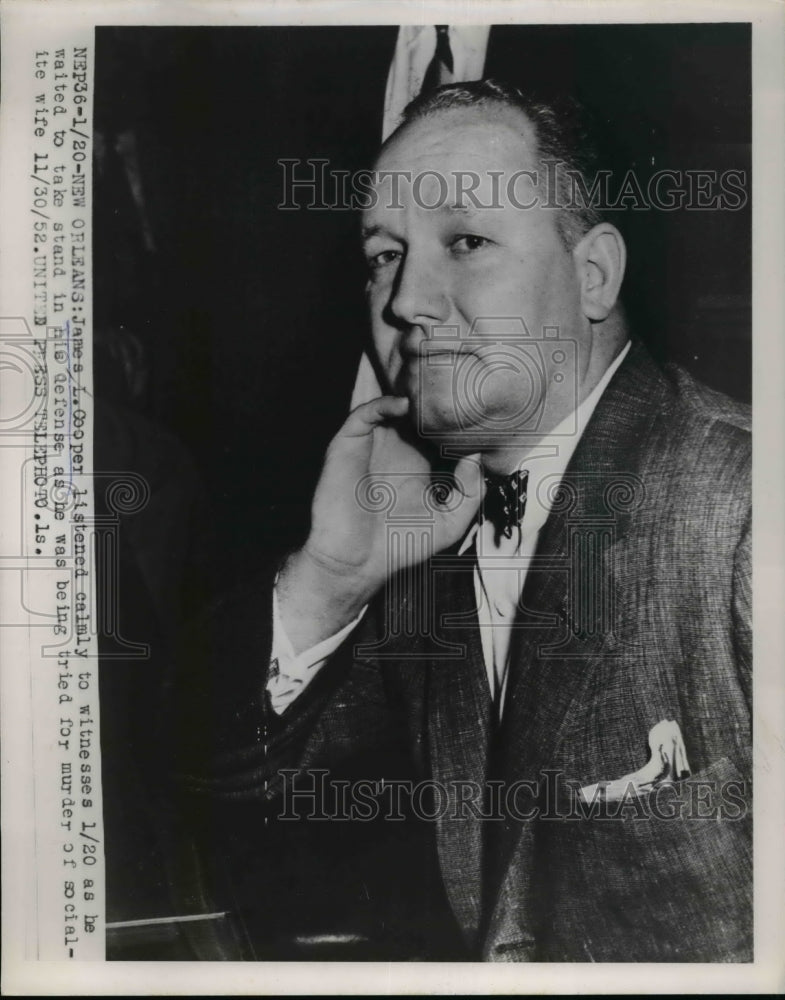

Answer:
[579,719,692,803]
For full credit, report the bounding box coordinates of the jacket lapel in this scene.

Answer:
[483,341,673,946]
[501,341,668,767]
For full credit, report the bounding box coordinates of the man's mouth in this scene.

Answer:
[401,345,477,361]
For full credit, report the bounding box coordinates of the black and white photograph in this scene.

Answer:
[1,1,784,994]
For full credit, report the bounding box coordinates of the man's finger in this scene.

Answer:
[453,453,485,502]
[341,395,409,438]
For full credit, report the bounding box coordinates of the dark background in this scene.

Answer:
[92,23,752,958]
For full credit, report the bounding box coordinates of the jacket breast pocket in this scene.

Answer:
[536,757,752,962]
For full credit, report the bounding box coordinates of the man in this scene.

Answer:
[171,81,751,962]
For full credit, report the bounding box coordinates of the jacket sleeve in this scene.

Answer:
[163,565,402,805]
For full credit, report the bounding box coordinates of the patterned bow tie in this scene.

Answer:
[482,470,529,539]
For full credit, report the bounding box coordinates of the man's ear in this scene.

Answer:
[573,223,626,322]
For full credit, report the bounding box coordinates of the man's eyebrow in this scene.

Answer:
[360,204,478,242]
[361,223,397,242]
[439,203,482,217]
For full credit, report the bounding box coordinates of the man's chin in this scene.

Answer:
[406,397,480,451]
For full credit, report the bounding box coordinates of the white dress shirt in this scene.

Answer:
[268,343,631,717]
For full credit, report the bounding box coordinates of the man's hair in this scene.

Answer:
[398,78,605,251]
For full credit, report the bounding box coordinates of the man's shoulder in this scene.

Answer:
[595,346,750,511]
[657,362,751,481]
[663,361,750,437]
[632,360,751,518]
[591,341,750,463]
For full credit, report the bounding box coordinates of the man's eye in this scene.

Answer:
[451,234,492,254]
[367,249,401,271]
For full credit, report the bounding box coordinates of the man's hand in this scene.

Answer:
[277,395,484,654]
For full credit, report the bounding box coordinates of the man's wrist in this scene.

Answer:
[276,546,378,655]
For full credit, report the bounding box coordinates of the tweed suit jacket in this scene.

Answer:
[172,340,752,962]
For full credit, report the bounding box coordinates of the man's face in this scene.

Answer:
[362,106,586,447]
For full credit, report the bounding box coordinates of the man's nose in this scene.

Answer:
[387,252,449,330]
